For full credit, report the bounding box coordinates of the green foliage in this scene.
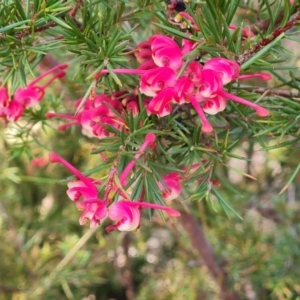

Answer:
[1,0,300,299]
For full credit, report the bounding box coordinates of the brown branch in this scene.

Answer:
[249,5,299,34]
[15,21,57,39]
[121,233,134,300]
[233,85,300,98]
[178,207,240,300]
[70,0,83,17]
[0,284,21,293]
[237,12,300,65]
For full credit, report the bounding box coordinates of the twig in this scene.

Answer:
[233,85,300,98]
[237,12,300,65]
[178,206,240,300]
[121,232,134,300]
[0,284,21,293]
[70,0,83,17]
[249,5,299,34]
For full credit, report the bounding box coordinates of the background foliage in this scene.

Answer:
[1,0,300,299]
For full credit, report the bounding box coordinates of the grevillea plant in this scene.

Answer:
[1,0,299,240]
[1,0,300,299]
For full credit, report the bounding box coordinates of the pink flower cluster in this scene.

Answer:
[46,91,139,139]
[97,35,271,133]
[49,133,181,231]
[0,64,67,124]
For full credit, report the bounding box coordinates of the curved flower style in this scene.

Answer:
[49,152,99,201]
[14,64,67,107]
[220,91,269,117]
[49,152,108,227]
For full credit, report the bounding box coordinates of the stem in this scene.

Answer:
[95,69,144,80]
[178,207,240,300]
[249,4,299,34]
[237,12,300,66]
[45,112,77,120]
[233,85,300,98]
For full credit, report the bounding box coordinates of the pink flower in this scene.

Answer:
[184,61,203,87]
[76,199,108,228]
[67,179,102,202]
[31,157,48,168]
[158,172,182,201]
[49,152,107,227]
[181,39,196,56]
[173,76,194,104]
[203,58,240,85]
[134,40,153,63]
[80,106,125,139]
[201,95,227,115]
[196,69,223,98]
[0,87,9,108]
[0,87,24,122]
[14,64,67,107]
[106,201,141,232]
[3,100,24,121]
[140,67,177,97]
[106,200,180,232]
[150,35,183,71]
[147,88,175,117]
